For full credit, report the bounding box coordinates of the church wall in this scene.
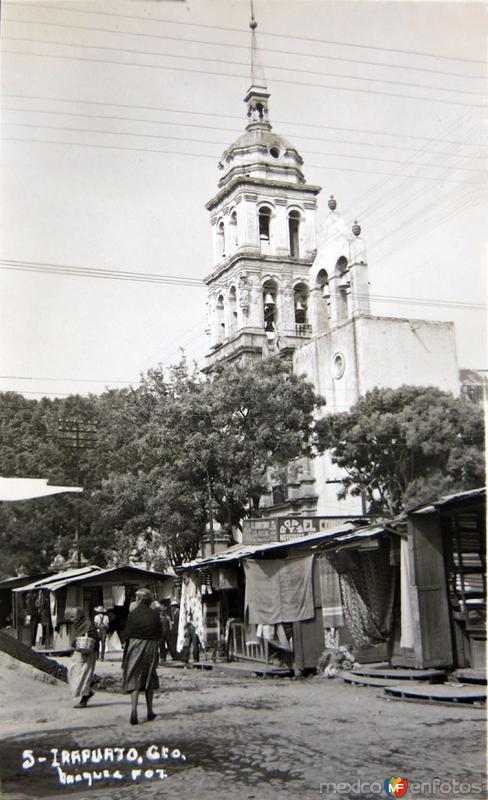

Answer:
[354,316,460,397]
[293,314,460,515]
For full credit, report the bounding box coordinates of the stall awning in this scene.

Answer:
[13,566,102,592]
[410,487,486,515]
[180,520,391,571]
[0,477,83,502]
[13,564,174,593]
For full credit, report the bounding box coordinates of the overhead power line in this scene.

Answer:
[1,258,486,311]
[5,93,484,147]
[4,121,483,173]
[4,35,485,97]
[8,2,485,65]
[4,48,485,108]
[4,14,485,80]
[3,137,483,185]
[3,105,485,159]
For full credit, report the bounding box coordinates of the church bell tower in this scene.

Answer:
[204,16,321,370]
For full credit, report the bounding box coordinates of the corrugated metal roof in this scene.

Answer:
[411,486,486,515]
[180,520,392,570]
[13,565,103,592]
[13,564,174,592]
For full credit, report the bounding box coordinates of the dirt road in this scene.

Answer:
[1,652,485,800]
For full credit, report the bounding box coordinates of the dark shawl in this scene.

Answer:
[123,604,162,641]
[70,610,97,646]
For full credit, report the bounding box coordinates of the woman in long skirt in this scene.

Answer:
[122,588,162,725]
[68,608,97,708]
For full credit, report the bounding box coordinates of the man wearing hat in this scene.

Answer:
[93,606,110,661]
[121,588,162,725]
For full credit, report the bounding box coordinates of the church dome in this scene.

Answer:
[217,84,306,187]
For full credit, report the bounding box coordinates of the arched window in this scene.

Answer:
[314,269,330,334]
[294,282,308,326]
[288,210,301,258]
[262,279,277,332]
[229,211,238,248]
[229,286,237,334]
[258,206,271,242]
[335,256,349,320]
[216,294,225,341]
[315,268,330,297]
[217,220,225,257]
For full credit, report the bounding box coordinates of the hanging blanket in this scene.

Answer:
[244,555,314,625]
[339,547,395,648]
[176,575,205,652]
[319,554,344,628]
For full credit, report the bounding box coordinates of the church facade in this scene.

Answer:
[203,77,460,517]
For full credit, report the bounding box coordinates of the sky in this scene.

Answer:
[1,0,486,400]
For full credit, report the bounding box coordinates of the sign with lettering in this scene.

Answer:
[242,516,368,545]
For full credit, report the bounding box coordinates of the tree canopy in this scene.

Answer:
[0,357,324,574]
[315,385,485,515]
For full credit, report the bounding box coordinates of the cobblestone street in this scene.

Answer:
[1,654,486,799]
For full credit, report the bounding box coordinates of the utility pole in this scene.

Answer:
[205,469,215,556]
[58,418,97,566]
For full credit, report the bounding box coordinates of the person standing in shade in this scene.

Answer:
[121,588,162,725]
[151,601,172,661]
[168,600,180,660]
[93,606,110,661]
[181,613,201,664]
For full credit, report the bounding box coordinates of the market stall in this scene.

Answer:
[13,565,175,652]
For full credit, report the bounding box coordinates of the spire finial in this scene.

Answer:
[249,0,266,89]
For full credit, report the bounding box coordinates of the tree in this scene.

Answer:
[95,356,324,567]
[0,391,105,575]
[147,357,324,527]
[315,385,485,515]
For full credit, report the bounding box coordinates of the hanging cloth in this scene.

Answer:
[244,555,314,625]
[177,575,205,652]
[218,565,239,590]
[49,594,57,629]
[102,585,114,609]
[339,547,395,648]
[112,585,125,607]
[319,554,344,628]
[400,538,415,649]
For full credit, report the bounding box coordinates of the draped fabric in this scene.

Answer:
[122,605,162,641]
[339,547,395,648]
[177,575,205,652]
[70,610,97,647]
[68,651,96,705]
[112,585,125,607]
[122,639,160,692]
[319,554,344,628]
[244,555,314,625]
[400,538,415,649]
[49,594,57,629]
[103,585,114,609]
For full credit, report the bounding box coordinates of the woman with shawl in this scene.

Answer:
[122,588,162,725]
[68,608,97,708]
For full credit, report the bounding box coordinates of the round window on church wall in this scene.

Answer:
[332,352,345,379]
[269,146,280,159]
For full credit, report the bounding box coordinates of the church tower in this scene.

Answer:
[204,17,321,370]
